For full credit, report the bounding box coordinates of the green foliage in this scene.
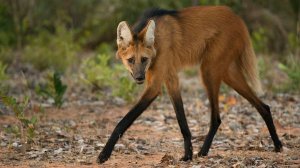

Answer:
[38,72,67,108]
[288,33,300,52]
[0,0,298,96]
[251,28,268,53]
[81,53,139,102]
[112,65,138,102]
[0,4,15,46]
[0,46,13,64]
[257,56,269,79]
[4,125,20,138]
[220,84,231,94]
[96,43,114,56]
[183,68,198,78]
[81,54,113,89]
[0,61,8,81]
[278,57,300,92]
[0,95,38,142]
[22,25,79,72]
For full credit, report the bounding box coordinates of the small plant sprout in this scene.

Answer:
[38,72,67,108]
[0,94,38,144]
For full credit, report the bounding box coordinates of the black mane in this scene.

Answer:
[132,8,178,34]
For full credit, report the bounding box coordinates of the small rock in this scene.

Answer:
[291,156,299,160]
[115,144,125,150]
[192,165,202,168]
[137,145,148,151]
[74,135,82,141]
[228,122,242,131]
[136,138,147,145]
[84,146,94,155]
[29,153,38,159]
[54,148,63,155]
[257,164,266,168]
[77,158,92,165]
[69,120,76,128]
[0,142,7,147]
[79,145,85,154]
[12,142,18,148]
[54,126,62,134]
[47,99,54,104]
[40,148,48,154]
[95,143,105,150]
[88,121,96,127]
[78,139,84,144]
[113,97,126,105]
[135,155,144,159]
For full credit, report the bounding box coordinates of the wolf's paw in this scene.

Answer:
[275,142,283,152]
[97,151,110,164]
[180,154,193,161]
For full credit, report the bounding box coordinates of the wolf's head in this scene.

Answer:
[116,20,156,84]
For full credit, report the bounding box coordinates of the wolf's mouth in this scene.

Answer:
[130,73,144,84]
[136,80,144,84]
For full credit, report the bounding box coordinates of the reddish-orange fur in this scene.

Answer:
[98,6,282,164]
[139,6,261,95]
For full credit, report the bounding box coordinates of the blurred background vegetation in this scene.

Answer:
[0,0,299,104]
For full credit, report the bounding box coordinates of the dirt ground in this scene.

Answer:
[1,89,300,168]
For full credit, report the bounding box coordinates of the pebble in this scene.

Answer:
[114,97,126,105]
[115,144,125,150]
[69,120,76,128]
[78,139,84,144]
[192,166,202,168]
[0,142,7,147]
[12,142,18,148]
[54,148,63,155]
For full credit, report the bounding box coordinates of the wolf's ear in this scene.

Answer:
[117,21,132,48]
[144,20,155,47]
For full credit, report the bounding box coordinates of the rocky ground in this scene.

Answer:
[0,75,300,167]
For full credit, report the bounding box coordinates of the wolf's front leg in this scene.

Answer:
[165,74,193,161]
[97,87,159,164]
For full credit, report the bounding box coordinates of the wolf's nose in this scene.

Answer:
[135,76,145,81]
[135,73,145,81]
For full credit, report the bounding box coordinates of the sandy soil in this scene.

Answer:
[1,92,300,167]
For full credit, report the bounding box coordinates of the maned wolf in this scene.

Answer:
[97,6,283,164]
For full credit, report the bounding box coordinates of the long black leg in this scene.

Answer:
[166,75,193,161]
[198,69,222,156]
[257,103,282,151]
[97,88,158,164]
[223,68,282,151]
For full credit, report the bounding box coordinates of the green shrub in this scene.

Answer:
[22,25,79,72]
[0,46,13,64]
[0,61,8,81]
[81,54,114,89]
[257,56,269,79]
[37,72,67,108]
[112,64,138,102]
[81,53,139,102]
[0,4,15,46]
[0,95,38,143]
[278,56,300,92]
[96,43,114,56]
[288,32,300,53]
[251,28,268,53]
[183,68,198,78]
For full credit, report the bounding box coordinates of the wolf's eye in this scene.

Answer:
[141,57,148,63]
[127,57,135,64]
